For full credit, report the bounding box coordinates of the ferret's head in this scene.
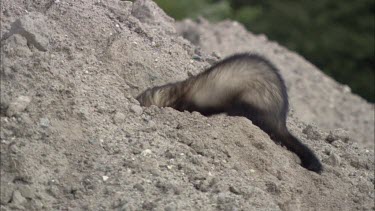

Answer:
[137,85,174,107]
[136,88,155,107]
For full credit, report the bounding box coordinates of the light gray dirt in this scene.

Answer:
[1,1,374,211]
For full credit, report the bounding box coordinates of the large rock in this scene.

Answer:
[3,12,51,51]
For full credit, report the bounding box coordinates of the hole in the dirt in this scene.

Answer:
[70,189,77,195]
[0,111,6,117]
[13,176,31,185]
[0,104,8,117]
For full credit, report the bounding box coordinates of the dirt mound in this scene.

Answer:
[1,0,374,210]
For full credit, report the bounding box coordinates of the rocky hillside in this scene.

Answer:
[1,0,374,210]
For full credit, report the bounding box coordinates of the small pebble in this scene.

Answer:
[6,96,31,117]
[40,118,50,128]
[229,186,241,195]
[205,57,217,65]
[142,201,156,210]
[141,149,152,156]
[133,183,145,192]
[113,112,126,124]
[326,129,350,143]
[130,104,143,115]
[164,205,177,211]
[192,55,201,61]
[302,125,321,140]
[11,190,27,205]
[325,153,341,167]
[0,181,15,204]
[18,185,34,199]
[211,52,221,59]
[211,131,219,139]
[194,48,202,56]
[331,140,343,148]
[342,85,351,93]
[102,176,109,181]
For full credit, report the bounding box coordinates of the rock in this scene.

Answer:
[102,176,109,181]
[11,190,26,206]
[164,204,177,211]
[30,199,44,210]
[0,205,9,211]
[194,48,202,56]
[205,56,218,65]
[324,153,341,167]
[265,182,280,195]
[142,200,156,210]
[331,139,344,148]
[211,52,221,59]
[349,157,368,170]
[192,55,202,61]
[130,105,143,115]
[211,131,219,139]
[6,12,51,51]
[326,129,351,144]
[39,118,50,128]
[216,192,239,211]
[194,177,216,193]
[113,112,126,124]
[141,149,152,156]
[1,34,32,58]
[155,180,180,194]
[106,1,133,23]
[18,185,34,199]
[302,125,321,140]
[120,202,136,211]
[133,183,145,192]
[229,186,241,195]
[6,96,31,117]
[0,181,15,205]
[280,197,301,211]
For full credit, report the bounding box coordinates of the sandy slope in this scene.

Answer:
[1,0,374,210]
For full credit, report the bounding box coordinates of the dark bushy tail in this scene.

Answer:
[277,130,323,173]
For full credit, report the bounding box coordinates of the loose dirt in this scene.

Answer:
[1,1,373,210]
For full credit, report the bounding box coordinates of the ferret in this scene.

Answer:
[136,53,323,173]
